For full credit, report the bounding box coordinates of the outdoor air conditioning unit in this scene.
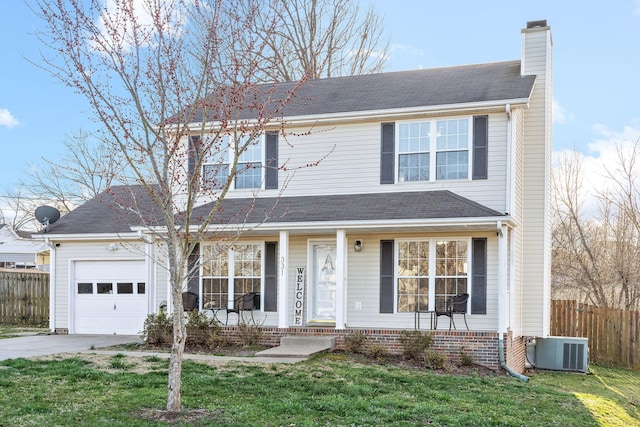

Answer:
[534,337,589,373]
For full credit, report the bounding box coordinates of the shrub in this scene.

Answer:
[185,310,223,348]
[141,312,172,345]
[458,348,474,367]
[366,343,389,361]
[399,330,433,361]
[424,350,447,369]
[344,331,368,354]
[237,319,263,347]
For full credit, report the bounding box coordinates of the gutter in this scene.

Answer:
[44,238,56,333]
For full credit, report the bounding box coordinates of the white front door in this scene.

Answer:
[309,243,336,323]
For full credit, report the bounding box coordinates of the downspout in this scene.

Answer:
[497,221,529,382]
[45,238,56,333]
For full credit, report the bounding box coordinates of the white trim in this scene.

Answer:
[335,230,346,330]
[278,231,289,328]
[188,99,531,130]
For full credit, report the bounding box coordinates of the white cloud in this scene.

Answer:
[634,0,640,16]
[0,108,20,128]
[552,98,567,124]
[556,124,640,217]
[389,43,425,59]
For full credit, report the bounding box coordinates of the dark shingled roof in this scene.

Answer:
[43,186,164,235]
[44,186,505,235]
[193,61,535,122]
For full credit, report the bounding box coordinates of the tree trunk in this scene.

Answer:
[166,242,187,412]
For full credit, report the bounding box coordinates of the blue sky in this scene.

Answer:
[1,1,639,198]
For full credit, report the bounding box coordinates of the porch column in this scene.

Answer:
[278,231,289,328]
[335,229,347,330]
[497,221,508,334]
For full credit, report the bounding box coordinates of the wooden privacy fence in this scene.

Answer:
[0,271,49,325]
[551,299,640,370]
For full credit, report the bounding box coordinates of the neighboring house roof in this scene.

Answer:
[42,186,505,235]
[193,60,536,122]
[0,224,49,262]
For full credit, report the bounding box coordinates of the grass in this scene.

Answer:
[0,325,48,339]
[0,353,638,426]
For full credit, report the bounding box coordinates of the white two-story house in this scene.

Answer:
[40,21,551,373]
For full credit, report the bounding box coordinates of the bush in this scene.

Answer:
[399,330,434,361]
[237,320,263,347]
[185,310,225,348]
[424,350,447,369]
[141,312,172,345]
[458,348,474,367]
[344,331,368,354]
[366,343,389,361]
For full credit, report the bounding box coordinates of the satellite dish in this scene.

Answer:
[35,206,60,232]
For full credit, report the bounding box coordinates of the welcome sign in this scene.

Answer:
[293,266,305,326]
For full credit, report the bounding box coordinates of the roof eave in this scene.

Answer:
[188,98,532,130]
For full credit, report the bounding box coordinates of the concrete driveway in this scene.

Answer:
[0,334,141,361]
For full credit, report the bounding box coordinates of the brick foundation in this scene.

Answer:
[219,326,526,373]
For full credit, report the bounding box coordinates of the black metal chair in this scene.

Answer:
[182,291,199,311]
[225,292,260,325]
[435,293,469,330]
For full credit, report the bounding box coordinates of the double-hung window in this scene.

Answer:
[201,134,263,190]
[235,135,263,189]
[200,243,262,309]
[436,119,469,180]
[202,135,231,190]
[396,117,471,182]
[398,122,430,182]
[396,239,468,313]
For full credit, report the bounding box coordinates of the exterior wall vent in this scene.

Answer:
[534,337,589,373]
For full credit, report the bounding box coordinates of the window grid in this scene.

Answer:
[397,118,471,182]
[397,241,430,312]
[200,134,264,190]
[201,244,229,309]
[434,240,468,312]
[233,243,262,301]
[398,122,430,182]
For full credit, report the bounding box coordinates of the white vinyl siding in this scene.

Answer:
[195,117,509,213]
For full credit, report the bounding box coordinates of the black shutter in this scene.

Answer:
[187,243,200,295]
[265,132,278,189]
[188,135,202,179]
[380,123,395,184]
[264,242,278,311]
[472,116,488,180]
[380,240,394,313]
[471,238,487,314]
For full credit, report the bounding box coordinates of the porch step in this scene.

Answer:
[255,336,335,358]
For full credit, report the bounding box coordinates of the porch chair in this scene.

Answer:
[435,293,469,330]
[182,292,199,311]
[225,292,260,325]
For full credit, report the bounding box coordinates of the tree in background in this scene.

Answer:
[32,0,307,414]
[29,130,125,212]
[250,0,389,81]
[552,141,640,311]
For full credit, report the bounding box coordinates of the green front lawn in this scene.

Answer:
[0,353,638,426]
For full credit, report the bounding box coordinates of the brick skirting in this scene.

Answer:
[219,326,525,373]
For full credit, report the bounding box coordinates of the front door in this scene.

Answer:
[309,242,336,323]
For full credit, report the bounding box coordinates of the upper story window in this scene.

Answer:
[201,134,264,190]
[397,118,470,182]
[381,116,486,185]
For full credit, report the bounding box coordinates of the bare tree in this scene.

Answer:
[249,0,389,81]
[32,0,307,413]
[24,130,126,214]
[552,144,640,310]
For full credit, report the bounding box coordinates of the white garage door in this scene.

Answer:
[74,260,148,335]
